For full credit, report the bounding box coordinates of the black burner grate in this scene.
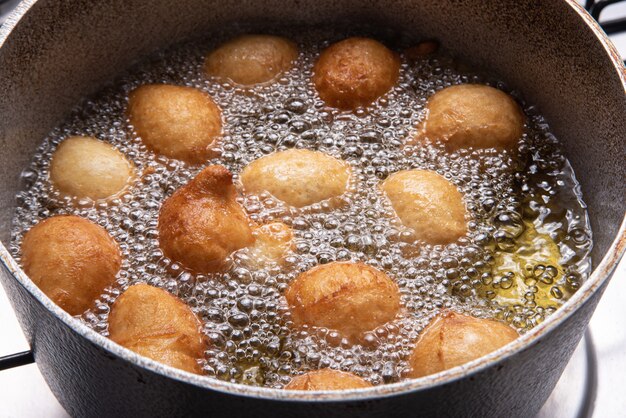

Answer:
[586,0,626,34]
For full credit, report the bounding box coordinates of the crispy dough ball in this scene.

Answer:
[240,149,351,208]
[285,369,372,390]
[246,222,294,266]
[415,84,525,150]
[20,215,121,315]
[404,40,439,60]
[313,37,400,110]
[381,169,467,245]
[285,262,401,340]
[108,284,207,374]
[204,35,298,86]
[49,136,135,201]
[128,84,222,164]
[408,312,518,378]
[158,165,254,273]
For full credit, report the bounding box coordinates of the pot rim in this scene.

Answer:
[0,0,624,403]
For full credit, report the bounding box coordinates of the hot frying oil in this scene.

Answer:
[9,27,592,387]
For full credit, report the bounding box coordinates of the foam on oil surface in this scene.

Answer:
[9,27,592,388]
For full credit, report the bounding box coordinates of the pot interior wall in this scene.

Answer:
[0,0,624,267]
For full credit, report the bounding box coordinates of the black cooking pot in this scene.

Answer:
[0,0,624,417]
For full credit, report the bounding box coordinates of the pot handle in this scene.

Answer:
[0,350,34,371]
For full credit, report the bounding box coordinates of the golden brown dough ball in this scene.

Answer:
[285,369,372,390]
[408,312,518,378]
[381,169,467,245]
[240,149,351,208]
[158,165,254,273]
[246,222,294,266]
[313,37,400,110]
[128,84,222,164]
[404,40,439,60]
[20,215,121,315]
[415,84,525,151]
[285,262,401,340]
[50,136,135,201]
[204,35,298,86]
[108,284,207,374]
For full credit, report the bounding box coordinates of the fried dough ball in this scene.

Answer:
[20,215,121,315]
[285,262,401,340]
[246,222,294,266]
[240,149,351,208]
[204,35,298,86]
[415,84,525,151]
[108,284,207,374]
[285,369,372,390]
[158,165,254,273]
[404,40,439,60]
[381,169,467,245]
[128,84,222,164]
[313,37,400,110]
[49,136,135,201]
[408,312,518,378]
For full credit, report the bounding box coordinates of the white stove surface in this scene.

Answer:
[0,2,625,417]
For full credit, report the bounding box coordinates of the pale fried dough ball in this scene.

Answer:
[108,284,208,374]
[381,169,467,245]
[50,136,135,201]
[20,215,121,315]
[415,84,525,151]
[128,84,222,164]
[246,222,294,266]
[408,312,518,378]
[204,35,298,86]
[313,37,400,110]
[285,369,372,390]
[158,165,254,273]
[240,149,351,208]
[285,262,401,340]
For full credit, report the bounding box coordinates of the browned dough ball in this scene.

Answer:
[128,84,222,164]
[158,165,254,273]
[204,35,298,86]
[415,84,525,151]
[285,262,401,340]
[408,312,518,378]
[50,136,135,201]
[404,40,439,60]
[108,284,208,374]
[246,222,294,267]
[240,149,351,208]
[285,369,372,390]
[313,37,400,110]
[20,215,121,315]
[381,169,468,245]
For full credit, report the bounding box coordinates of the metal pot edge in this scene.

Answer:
[0,0,624,403]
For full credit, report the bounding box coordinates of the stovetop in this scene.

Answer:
[0,1,625,417]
